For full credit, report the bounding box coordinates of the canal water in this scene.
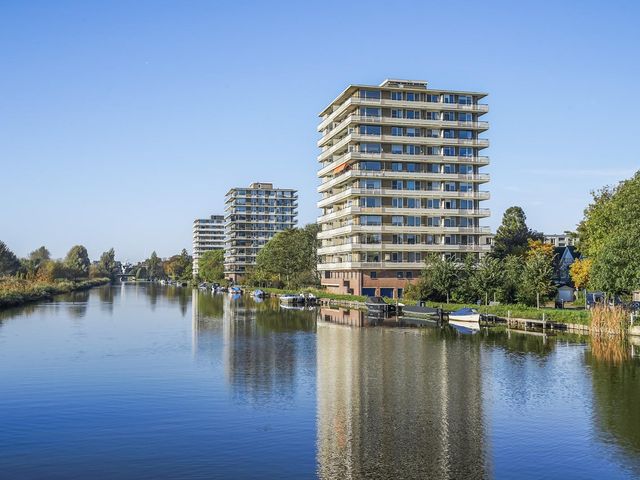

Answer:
[1,283,639,479]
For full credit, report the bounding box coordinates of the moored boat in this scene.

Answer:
[448,307,480,323]
[365,296,400,316]
[252,289,266,298]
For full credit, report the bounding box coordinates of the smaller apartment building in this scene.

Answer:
[224,182,298,283]
[192,215,225,277]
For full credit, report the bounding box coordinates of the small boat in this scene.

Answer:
[448,307,480,323]
[403,305,441,320]
[252,289,266,298]
[365,296,399,316]
[280,294,306,304]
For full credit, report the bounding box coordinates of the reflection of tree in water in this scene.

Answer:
[57,290,89,318]
[317,323,489,479]
[223,297,315,405]
[480,327,558,358]
[586,337,640,469]
[97,285,118,314]
[163,286,190,317]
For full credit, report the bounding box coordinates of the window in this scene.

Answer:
[360,89,381,99]
[406,163,416,172]
[459,164,473,174]
[427,199,440,209]
[391,126,403,136]
[360,107,381,117]
[360,215,382,226]
[427,146,440,155]
[391,144,403,154]
[428,216,440,227]
[458,112,472,122]
[391,109,403,118]
[370,271,377,279]
[406,180,416,190]
[460,183,472,192]
[392,197,403,208]
[405,110,416,119]
[406,234,417,244]
[406,216,421,226]
[406,271,413,279]
[360,161,381,171]
[392,216,404,226]
[443,94,456,104]
[460,199,474,210]
[406,127,417,137]
[391,162,402,171]
[443,147,456,156]
[426,111,439,120]
[361,179,381,189]
[391,180,403,190]
[459,147,473,157]
[458,95,472,105]
[406,92,416,101]
[360,196,381,208]
[360,125,381,136]
[427,129,439,138]
[360,143,381,153]
[365,252,381,262]
[444,164,455,174]
[428,163,440,173]
[405,145,420,155]
[443,111,456,121]
[397,271,404,279]
[426,94,439,102]
[459,130,473,140]
[406,198,418,208]
[444,182,457,192]
[391,91,403,101]
[443,129,455,138]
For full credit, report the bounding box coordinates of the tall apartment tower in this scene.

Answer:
[317,79,490,298]
[192,214,225,277]
[224,182,298,283]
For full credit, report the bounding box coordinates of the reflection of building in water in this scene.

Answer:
[191,290,225,355]
[317,322,488,479]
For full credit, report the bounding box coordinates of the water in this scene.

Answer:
[0,284,639,479]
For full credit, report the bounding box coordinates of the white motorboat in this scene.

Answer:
[448,307,480,323]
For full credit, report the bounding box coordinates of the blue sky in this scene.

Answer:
[1,0,638,261]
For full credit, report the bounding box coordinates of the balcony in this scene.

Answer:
[318,206,491,223]
[317,224,491,240]
[318,170,490,193]
[318,188,490,208]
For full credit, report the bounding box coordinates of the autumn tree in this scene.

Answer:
[570,258,592,291]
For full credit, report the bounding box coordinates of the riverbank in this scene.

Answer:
[0,277,110,309]
[258,286,591,325]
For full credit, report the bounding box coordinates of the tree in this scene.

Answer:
[491,206,542,259]
[164,249,192,281]
[589,228,640,295]
[576,171,640,295]
[425,255,459,303]
[496,255,524,304]
[91,248,117,279]
[198,250,224,282]
[526,239,555,258]
[470,255,505,305]
[0,241,20,276]
[521,250,555,308]
[251,225,319,288]
[146,251,162,280]
[36,260,69,282]
[570,258,592,291]
[64,245,90,279]
[29,246,51,264]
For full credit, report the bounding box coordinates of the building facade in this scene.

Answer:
[544,234,576,248]
[192,214,225,277]
[224,182,298,283]
[317,79,490,297]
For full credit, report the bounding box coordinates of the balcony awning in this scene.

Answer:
[333,161,349,174]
